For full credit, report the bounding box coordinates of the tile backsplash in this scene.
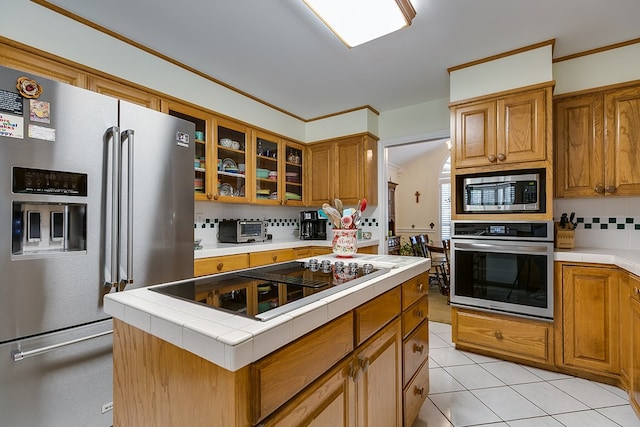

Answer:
[194,202,380,246]
[554,196,640,250]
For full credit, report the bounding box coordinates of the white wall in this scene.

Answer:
[449,43,553,102]
[392,141,450,243]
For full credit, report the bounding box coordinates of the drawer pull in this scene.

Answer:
[413,343,424,354]
[488,154,497,163]
[216,262,224,271]
[415,309,424,318]
[497,153,506,162]
[495,330,503,340]
[605,185,617,194]
[594,185,605,194]
[414,386,425,397]
[272,255,278,262]
[635,287,640,295]
[418,283,424,293]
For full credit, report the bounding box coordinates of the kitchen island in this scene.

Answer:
[104,254,430,426]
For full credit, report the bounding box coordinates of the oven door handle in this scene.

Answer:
[453,242,551,254]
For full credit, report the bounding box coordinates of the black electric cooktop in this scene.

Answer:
[150,260,389,321]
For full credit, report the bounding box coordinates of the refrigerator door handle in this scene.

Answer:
[119,129,135,291]
[104,126,121,293]
[11,330,113,362]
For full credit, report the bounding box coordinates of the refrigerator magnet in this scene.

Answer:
[28,124,55,142]
[0,112,24,139]
[29,100,50,124]
[16,76,42,99]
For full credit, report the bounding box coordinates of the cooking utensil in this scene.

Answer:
[322,203,342,228]
[569,212,576,229]
[559,212,568,227]
[334,199,343,215]
[359,198,367,214]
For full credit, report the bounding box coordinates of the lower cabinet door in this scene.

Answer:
[354,318,403,427]
[260,358,356,427]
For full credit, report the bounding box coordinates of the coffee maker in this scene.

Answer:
[299,211,327,240]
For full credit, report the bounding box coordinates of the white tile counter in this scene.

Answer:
[194,237,380,258]
[555,247,640,276]
[104,254,428,372]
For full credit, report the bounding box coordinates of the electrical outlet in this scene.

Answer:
[101,401,113,413]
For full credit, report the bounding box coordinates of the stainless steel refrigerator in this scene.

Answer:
[0,65,195,426]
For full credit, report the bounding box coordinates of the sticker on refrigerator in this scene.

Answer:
[176,131,189,147]
[0,112,24,139]
[0,89,23,115]
[29,100,50,124]
[28,124,55,142]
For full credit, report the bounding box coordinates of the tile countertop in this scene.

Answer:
[194,237,380,258]
[554,247,640,276]
[104,254,429,372]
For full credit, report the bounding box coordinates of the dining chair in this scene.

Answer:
[425,243,450,297]
[409,235,426,257]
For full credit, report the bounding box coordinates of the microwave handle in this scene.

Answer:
[454,242,550,254]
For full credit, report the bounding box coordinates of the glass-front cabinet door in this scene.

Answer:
[254,130,281,205]
[283,140,304,206]
[166,103,213,202]
[215,117,250,203]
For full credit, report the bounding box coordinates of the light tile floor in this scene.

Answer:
[413,321,640,427]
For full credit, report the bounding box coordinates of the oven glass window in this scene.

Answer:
[241,223,262,236]
[454,250,548,309]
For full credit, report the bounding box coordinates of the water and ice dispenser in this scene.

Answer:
[11,167,87,257]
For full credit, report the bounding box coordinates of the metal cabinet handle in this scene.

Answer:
[605,185,617,194]
[418,283,424,293]
[415,310,424,318]
[497,153,506,161]
[206,192,213,200]
[414,386,425,396]
[350,361,362,382]
[595,185,605,194]
[495,330,503,340]
[487,154,497,163]
[413,343,424,354]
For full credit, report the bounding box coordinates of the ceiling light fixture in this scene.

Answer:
[303,0,416,48]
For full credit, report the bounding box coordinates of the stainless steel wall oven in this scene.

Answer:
[450,221,554,320]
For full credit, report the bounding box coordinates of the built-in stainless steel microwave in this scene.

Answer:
[463,172,541,212]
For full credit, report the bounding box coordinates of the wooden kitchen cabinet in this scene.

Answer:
[253,131,305,206]
[249,249,294,267]
[194,253,249,276]
[452,308,554,365]
[164,101,214,201]
[620,272,633,385]
[557,264,620,375]
[87,75,162,110]
[452,86,549,170]
[308,134,378,206]
[555,83,640,198]
[214,117,251,203]
[629,274,640,416]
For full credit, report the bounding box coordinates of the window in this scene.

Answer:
[439,156,451,241]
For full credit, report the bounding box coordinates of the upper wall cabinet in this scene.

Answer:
[308,134,378,207]
[555,83,640,198]
[452,87,549,170]
[87,76,162,111]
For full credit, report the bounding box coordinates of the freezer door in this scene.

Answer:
[0,66,118,342]
[117,101,195,288]
[0,320,113,427]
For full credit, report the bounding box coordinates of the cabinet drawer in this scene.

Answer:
[403,319,428,387]
[403,359,429,427]
[402,296,428,338]
[249,249,294,267]
[402,273,429,310]
[194,254,249,276]
[251,312,354,424]
[453,309,552,364]
[355,287,401,346]
[631,274,640,303]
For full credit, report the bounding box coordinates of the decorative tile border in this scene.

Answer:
[574,216,640,230]
[195,217,380,229]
